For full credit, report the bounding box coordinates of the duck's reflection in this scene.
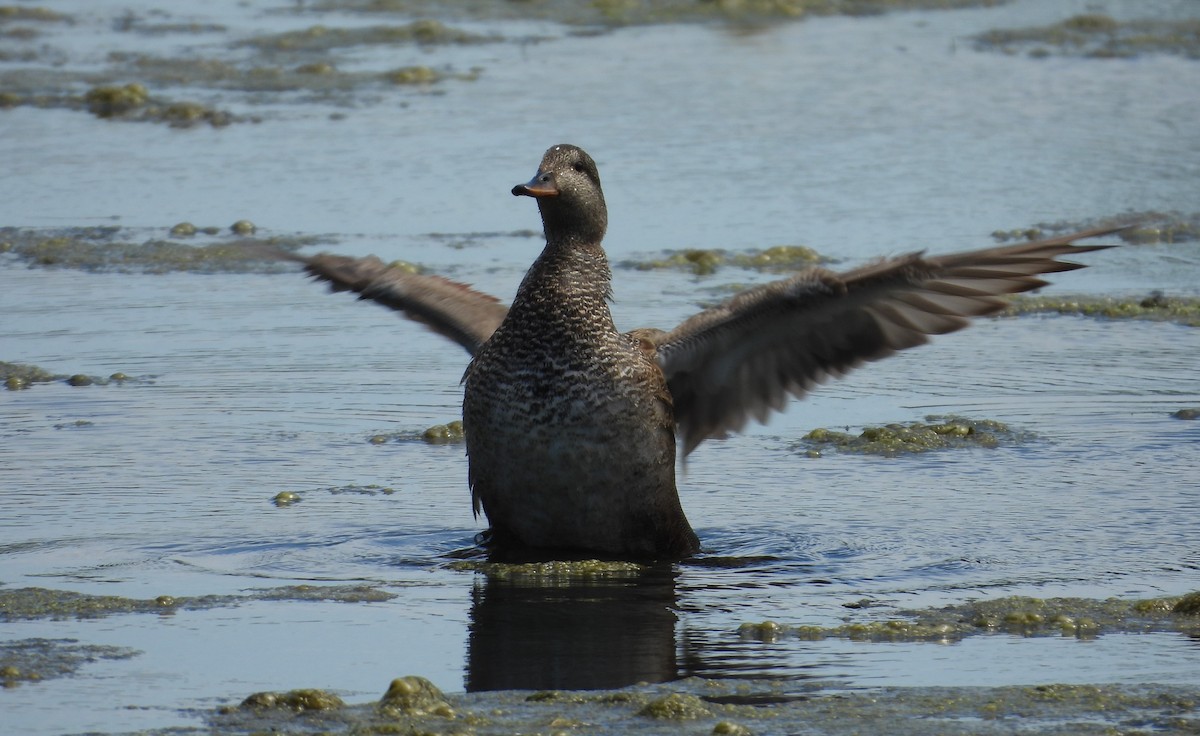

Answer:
[465,562,679,691]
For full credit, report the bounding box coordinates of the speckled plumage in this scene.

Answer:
[463,145,698,558]
[294,144,1123,560]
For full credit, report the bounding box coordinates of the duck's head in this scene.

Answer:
[513,144,607,245]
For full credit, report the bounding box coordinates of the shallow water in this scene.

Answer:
[2,0,1199,734]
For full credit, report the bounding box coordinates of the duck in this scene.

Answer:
[294,143,1121,560]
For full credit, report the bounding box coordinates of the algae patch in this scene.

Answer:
[975,14,1200,60]
[242,20,498,53]
[306,0,1012,29]
[993,211,1200,246]
[379,675,455,717]
[0,6,70,24]
[738,592,1200,644]
[0,638,137,688]
[1002,293,1200,328]
[368,420,464,445]
[196,675,1199,736]
[622,244,825,276]
[797,415,1029,457]
[450,558,646,583]
[1,226,328,273]
[0,584,395,621]
[2,361,141,391]
[0,82,245,128]
[422,419,464,444]
[240,688,345,711]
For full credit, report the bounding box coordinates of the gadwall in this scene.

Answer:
[297,144,1121,560]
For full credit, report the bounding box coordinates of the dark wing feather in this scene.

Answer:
[647,226,1125,455]
[294,252,509,356]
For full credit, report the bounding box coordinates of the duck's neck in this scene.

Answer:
[538,200,607,249]
[511,239,616,336]
[529,239,612,299]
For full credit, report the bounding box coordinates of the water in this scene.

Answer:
[2,0,1199,733]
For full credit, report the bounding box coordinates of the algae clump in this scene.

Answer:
[1002,293,1200,327]
[379,675,455,717]
[386,65,440,84]
[975,15,1200,60]
[272,491,301,507]
[625,244,823,275]
[799,415,1027,457]
[241,688,344,711]
[638,692,712,719]
[84,82,149,117]
[423,419,464,443]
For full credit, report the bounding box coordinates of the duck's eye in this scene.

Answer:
[572,163,586,173]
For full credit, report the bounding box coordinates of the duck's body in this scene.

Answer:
[464,147,697,557]
[296,144,1121,560]
[463,241,696,557]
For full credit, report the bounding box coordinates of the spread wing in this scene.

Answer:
[295,252,509,356]
[646,226,1125,455]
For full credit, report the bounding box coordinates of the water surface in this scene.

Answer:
[1,0,1198,733]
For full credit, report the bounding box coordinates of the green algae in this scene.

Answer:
[367,420,464,445]
[99,51,479,99]
[422,228,541,251]
[1172,408,1200,420]
[242,20,498,53]
[385,64,441,84]
[378,675,455,717]
[422,420,465,444]
[276,484,396,501]
[1002,293,1200,327]
[639,692,712,719]
[449,558,646,584]
[241,688,346,711]
[83,82,235,127]
[272,490,302,507]
[623,244,825,276]
[1,361,141,390]
[994,211,1200,246]
[190,676,1199,735]
[84,81,149,117]
[0,584,395,621]
[0,638,137,688]
[975,14,1200,60]
[1174,591,1200,615]
[307,0,1010,29]
[230,219,257,235]
[0,226,327,273]
[1,361,57,389]
[0,6,68,23]
[797,415,1029,457]
[739,592,1200,644]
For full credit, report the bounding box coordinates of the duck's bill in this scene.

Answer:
[511,175,559,198]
